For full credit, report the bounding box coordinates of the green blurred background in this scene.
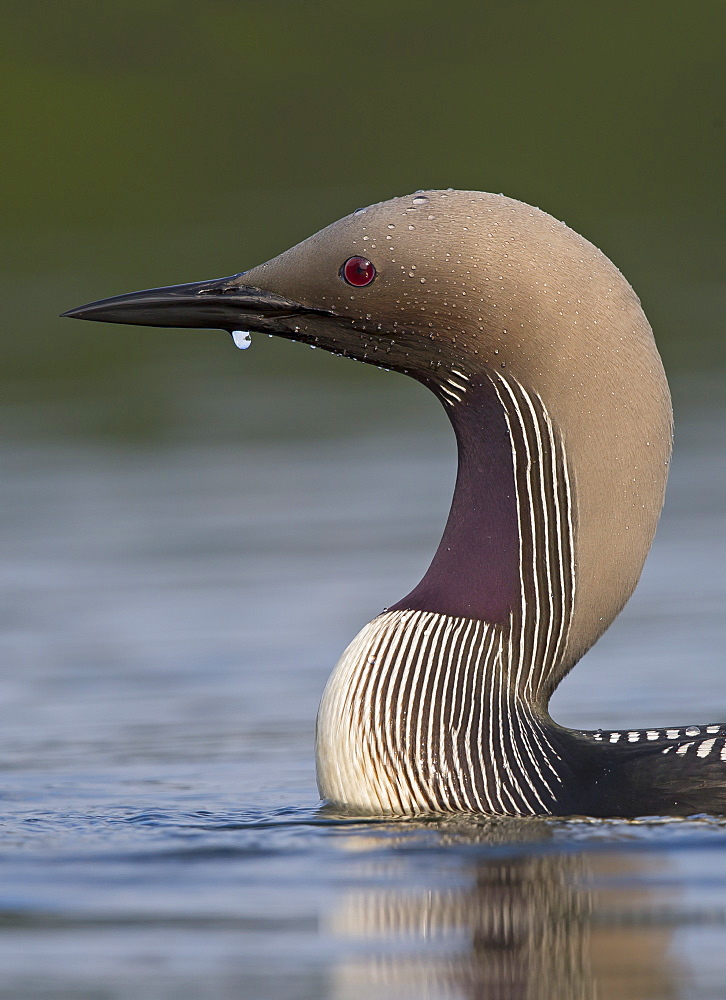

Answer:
[2,0,724,442]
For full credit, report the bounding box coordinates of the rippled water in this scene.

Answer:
[1,375,724,998]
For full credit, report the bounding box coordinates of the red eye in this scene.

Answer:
[341,256,376,287]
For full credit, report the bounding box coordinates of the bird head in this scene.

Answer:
[63,190,608,394]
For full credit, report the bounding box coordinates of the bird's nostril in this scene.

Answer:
[198,274,247,296]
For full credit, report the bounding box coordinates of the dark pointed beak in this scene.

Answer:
[61,274,332,331]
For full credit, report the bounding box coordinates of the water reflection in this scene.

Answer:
[328,818,680,1000]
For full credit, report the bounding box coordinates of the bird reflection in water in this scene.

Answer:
[325,817,680,1000]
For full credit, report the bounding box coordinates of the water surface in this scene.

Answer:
[1,375,724,998]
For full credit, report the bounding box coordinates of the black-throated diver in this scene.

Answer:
[63,190,725,818]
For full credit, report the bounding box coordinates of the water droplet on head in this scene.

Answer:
[231,330,252,350]
[685,726,700,737]
[412,195,428,205]
[387,223,395,229]
[354,207,367,215]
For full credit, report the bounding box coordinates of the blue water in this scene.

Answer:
[1,374,724,998]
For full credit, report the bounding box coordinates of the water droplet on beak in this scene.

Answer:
[231,330,252,350]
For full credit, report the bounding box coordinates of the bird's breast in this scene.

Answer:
[315,608,563,816]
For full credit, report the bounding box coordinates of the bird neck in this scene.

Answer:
[390,369,575,704]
